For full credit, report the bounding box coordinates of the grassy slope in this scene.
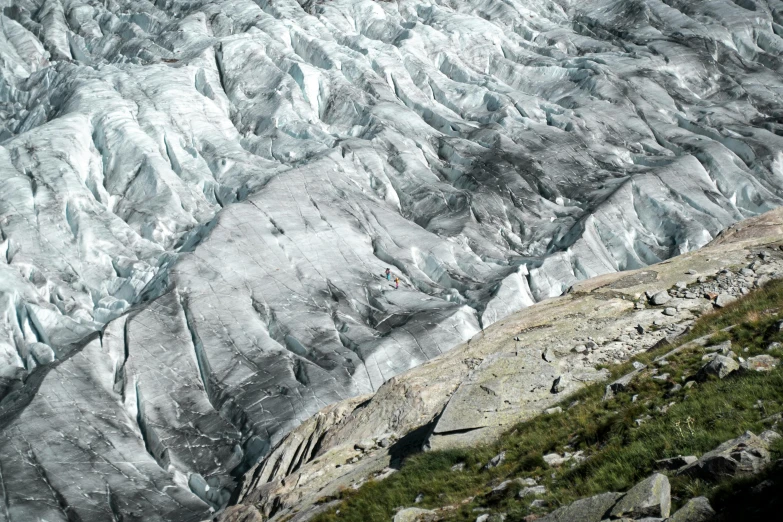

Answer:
[312,280,783,522]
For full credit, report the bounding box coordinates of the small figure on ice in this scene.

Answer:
[385,268,391,280]
[394,277,400,289]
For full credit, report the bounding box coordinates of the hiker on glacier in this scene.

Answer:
[395,277,400,289]
[385,268,391,280]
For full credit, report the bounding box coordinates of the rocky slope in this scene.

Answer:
[222,207,783,521]
[2,1,783,520]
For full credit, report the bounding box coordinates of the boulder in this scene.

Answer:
[760,430,781,444]
[696,356,739,381]
[519,485,547,497]
[603,365,646,401]
[219,505,265,522]
[538,492,623,522]
[551,375,568,393]
[354,440,375,451]
[678,431,772,480]
[704,340,732,354]
[609,473,671,519]
[740,354,779,372]
[663,307,677,316]
[484,451,506,469]
[650,291,671,306]
[394,507,435,522]
[654,455,697,471]
[489,480,513,497]
[543,453,567,467]
[542,348,557,362]
[714,294,736,308]
[667,497,715,522]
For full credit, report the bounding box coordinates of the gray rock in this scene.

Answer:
[667,496,715,522]
[538,492,623,522]
[551,375,568,393]
[635,415,652,426]
[545,406,563,415]
[678,431,772,480]
[490,481,512,496]
[666,384,682,396]
[655,455,697,470]
[650,291,672,306]
[609,473,671,519]
[415,493,424,503]
[652,373,670,381]
[604,365,646,401]
[740,354,779,372]
[740,268,755,277]
[752,479,775,493]
[379,437,391,448]
[760,430,782,444]
[696,355,739,381]
[768,341,782,350]
[663,307,677,316]
[519,478,537,487]
[530,499,547,509]
[675,281,688,290]
[714,294,737,308]
[519,485,547,497]
[394,507,435,522]
[574,344,587,353]
[704,340,732,355]
[542,348,557,362]
[484,451,506,469]
[354,440,375,451]
[543,453,567,467]
[757,275,772,287]
[451,463,465,472]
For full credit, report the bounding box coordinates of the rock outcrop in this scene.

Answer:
[678,431,777,480]
[538,492,623,522]
[668,497,716,522]
[224,210,783,521]
[609,473,671,519]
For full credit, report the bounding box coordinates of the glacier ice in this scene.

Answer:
[1,0,783,519]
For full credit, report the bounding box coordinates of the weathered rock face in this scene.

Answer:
[538,492,624,522]
[696,356,740,381]
[668,497,715,522]
[609,473,671,519]
[679,431,775,480]
[741,355,780,372]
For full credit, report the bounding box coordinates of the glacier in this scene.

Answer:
[0,0,783,519]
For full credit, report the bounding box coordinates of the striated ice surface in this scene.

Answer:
[1,0,783,519]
